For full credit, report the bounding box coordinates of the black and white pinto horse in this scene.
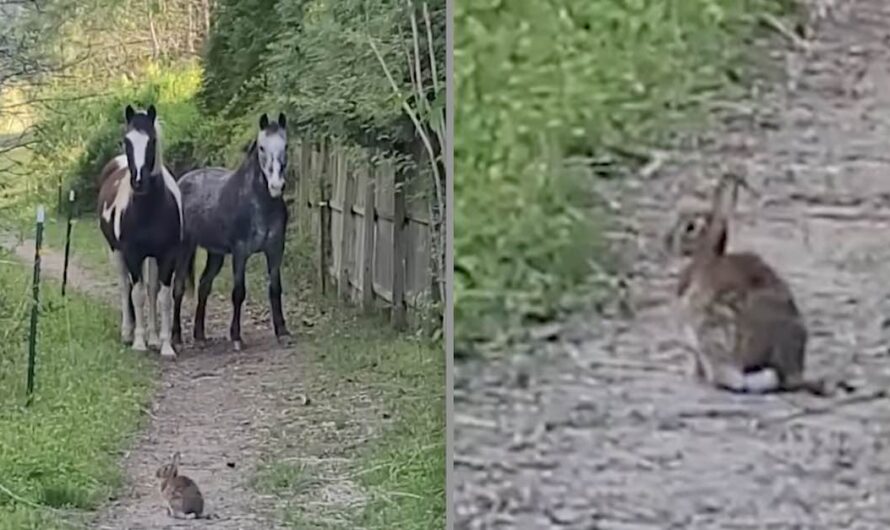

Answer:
[98,104,184,358]
[172,113,290,350]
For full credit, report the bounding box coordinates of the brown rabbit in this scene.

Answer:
[676,172,830,395]
[156,451,205,519]
[664,208,709,258]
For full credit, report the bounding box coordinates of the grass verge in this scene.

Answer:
[38,215,110,273]
[455,0,803,354]
[252,297,445,530]
[321,310,444,529]
[0,251,156,530]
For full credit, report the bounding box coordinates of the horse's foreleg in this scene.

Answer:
[145,258,161,349]
[195,252,224,342]
[264,246,289,340]
[126,256,148,352]
[230,251,249,351]
[111,250,134,344]
[172,255,187,346]
[157,257,177,359]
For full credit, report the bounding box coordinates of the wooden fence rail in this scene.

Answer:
[290,138,434,329]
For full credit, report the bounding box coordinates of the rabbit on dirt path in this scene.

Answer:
[668,172,832,396]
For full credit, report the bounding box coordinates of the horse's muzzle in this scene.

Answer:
[132,180,148,195]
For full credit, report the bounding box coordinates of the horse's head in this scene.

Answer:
[256,112,288,198]
[124,104,161,195]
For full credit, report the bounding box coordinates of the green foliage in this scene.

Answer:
[22,63,219,213]
[203,0,445,153]
[0,253,155,526]
[201,0,282,115]
[455,0,798,352]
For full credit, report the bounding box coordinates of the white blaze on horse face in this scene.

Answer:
[258,130,287,197]
[126,129,150,183]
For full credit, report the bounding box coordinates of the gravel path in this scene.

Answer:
[4,237,307,529]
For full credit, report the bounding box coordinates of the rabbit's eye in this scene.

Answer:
[685,221,696,233]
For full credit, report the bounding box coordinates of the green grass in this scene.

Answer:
[317,310,444,529]
[38,215,109,272]
[0,251,156,529]
[455,0,802,353]
[248,279,444,529]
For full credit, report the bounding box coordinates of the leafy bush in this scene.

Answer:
[203,0,445,154]
[455,0,799,352]
[21,63,213,213]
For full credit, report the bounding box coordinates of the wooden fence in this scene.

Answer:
[289,138,437,329]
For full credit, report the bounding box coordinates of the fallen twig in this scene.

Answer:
[762,388,888,426]
[587,359,686,375]
[455,414,497,429]
[758,12,810,51]
[639,150,668,179]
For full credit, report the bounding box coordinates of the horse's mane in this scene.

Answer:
[235,139,260,175]
[152,117,165,176]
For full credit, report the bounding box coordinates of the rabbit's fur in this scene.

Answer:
[156,452,205,519]
[673,173,829,395]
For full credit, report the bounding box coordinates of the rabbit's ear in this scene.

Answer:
[172,452,181,467]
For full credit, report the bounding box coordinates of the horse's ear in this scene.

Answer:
[259,113,269,130]
[147,104,157,122]
[125,105,135,123]
[278,113,287,129]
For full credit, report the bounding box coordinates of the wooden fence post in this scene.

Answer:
[318,138,329,295]
[339,158,357,301]
[362,150,377,313]
[299,139,312,237]
[391,162,407,330]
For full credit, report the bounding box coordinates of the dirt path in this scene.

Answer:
[0,237,318,528]
[455,2,890,528]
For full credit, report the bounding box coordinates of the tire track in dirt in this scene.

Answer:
[1,236,369,528]
[456,2,890,528]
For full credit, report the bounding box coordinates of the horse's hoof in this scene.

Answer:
[148,335,161,349]
[277,334,294,347]
[160,344,177,359]
[232,340,243,352]
[132,338,148,352]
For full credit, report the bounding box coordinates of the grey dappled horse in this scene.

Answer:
[172,113,290,350]
[97,104,184,358]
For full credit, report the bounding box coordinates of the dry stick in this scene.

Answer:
[0,481,87,529]
[368,31,445,294]
[0,481,42,509]
[757,12,810,52]
[422,2,447,303]
[763,388,888,426]
[563,340,687,376]
[411,2,446,303]
[409,1,424,97]
[587,359,686,375]
[423,3,439,95]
